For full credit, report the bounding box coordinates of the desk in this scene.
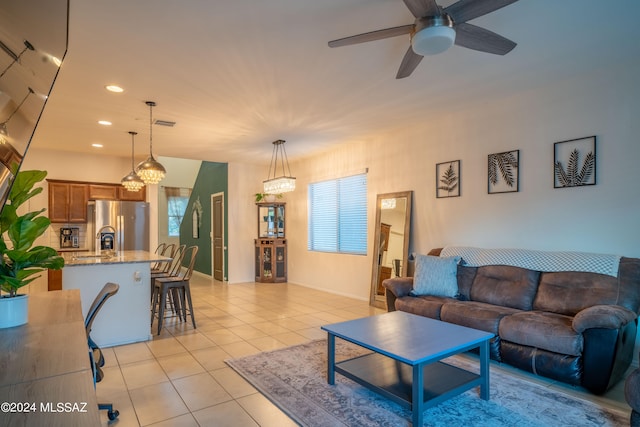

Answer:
[0,290,100,427]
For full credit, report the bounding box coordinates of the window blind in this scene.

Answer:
[308,173,367,254]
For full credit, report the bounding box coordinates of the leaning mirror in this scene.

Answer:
[0,0,69,208]
[369,191,412,309]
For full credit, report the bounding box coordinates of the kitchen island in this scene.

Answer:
[61,250,169,347]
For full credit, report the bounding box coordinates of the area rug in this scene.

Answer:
[226,339,629,427]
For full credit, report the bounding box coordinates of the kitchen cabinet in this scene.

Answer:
[89,183,145,201]
[118,185,146,201]
[48,268,62,291]
[88,184,118,200]
[48,181,88,223]
[48,180,146,223]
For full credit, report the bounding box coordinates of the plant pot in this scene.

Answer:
[263,194,277,202]
[0,294,29,328]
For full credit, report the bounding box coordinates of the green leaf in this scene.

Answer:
[0,169,63,294]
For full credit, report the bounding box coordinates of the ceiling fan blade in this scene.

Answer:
[454,23,516,55]
[328,25,414,48]
[396,47,424,79]
[402,0,440,18]
[445,0,519,24]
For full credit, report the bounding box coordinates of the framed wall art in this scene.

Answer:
[488,149,519,194]
[554,136,596,188]
[436,160,460,198]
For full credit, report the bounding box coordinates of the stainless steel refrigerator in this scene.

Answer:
[88,200,150,252]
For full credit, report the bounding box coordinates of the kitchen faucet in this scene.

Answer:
[96,225,117,256]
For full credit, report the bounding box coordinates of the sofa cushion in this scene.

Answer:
[440,301,521,335]
[410,254,461,297]
[499,311,583,356]
[534,271,621,316]
[395,295,455,320]
[470,265,540,310]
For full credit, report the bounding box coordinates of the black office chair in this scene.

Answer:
[85,282,120,421]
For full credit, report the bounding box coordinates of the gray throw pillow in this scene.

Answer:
[410,254,461,297]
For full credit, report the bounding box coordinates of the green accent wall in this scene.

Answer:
[180,161,228,276]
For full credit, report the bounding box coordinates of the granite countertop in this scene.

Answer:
[62,250,170,267]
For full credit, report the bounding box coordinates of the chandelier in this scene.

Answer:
[263,139,295,194]
[121,131,145,192]
[136,101,166,185]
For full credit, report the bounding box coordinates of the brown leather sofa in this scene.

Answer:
[625,356,640,426]
[383,248,640,394]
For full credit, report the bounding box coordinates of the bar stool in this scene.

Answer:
[151,245,198,335]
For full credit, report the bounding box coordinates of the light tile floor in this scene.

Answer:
[96,274,632,426]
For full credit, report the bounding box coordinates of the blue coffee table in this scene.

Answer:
[321,311,494,426]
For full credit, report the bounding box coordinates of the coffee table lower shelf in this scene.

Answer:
[335,352,482,410]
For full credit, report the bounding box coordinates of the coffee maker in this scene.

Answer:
[60,227,79,248]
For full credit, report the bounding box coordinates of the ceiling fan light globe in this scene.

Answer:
[411,26,456,56]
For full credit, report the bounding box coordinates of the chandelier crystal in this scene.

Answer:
[121,131,145,192]
[136,101,166,185]
[263,139,295,194]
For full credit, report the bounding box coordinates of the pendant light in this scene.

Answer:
[263,139,295,194]
[121,131,145,192]
[136,101,166,185]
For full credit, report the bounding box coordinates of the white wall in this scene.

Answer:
[227,161,267,284]
[156,156,201,248]
[284,61,640,300]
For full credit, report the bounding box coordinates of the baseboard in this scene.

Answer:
[192,270,213,280]
[287,281,369,302]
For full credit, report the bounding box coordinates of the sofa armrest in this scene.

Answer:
[573,305,637,333]
[383,277,414,298]
[382,277,414,312]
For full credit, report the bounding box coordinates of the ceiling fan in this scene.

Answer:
[328,0,520,79]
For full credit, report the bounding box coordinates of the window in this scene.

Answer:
[165,187,192,237]
[308,173,367,254]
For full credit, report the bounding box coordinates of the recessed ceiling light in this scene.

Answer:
[98,120,112,126]
[105,85,124,93]
[92,143,103,148]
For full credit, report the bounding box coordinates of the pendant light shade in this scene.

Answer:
[122,131,145,192]
[263,139,295,194]
[136,101,166,185]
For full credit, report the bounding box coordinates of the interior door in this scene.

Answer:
[211,193,224,281]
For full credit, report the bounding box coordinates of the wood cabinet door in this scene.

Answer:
[48,182,70,223]
[118,186,146,201]
[88,184,118,200]
[68,184,88,222]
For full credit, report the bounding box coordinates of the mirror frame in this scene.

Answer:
[0,0,69,209]
[369,191,412,309]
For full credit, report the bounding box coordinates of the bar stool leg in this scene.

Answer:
[150,284,159,325]
[183,282,196,329]
[158,285,168,335]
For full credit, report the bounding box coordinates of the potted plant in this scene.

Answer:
[254,193,283,203]
[0,169,65,328]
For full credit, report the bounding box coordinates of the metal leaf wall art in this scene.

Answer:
[488,150,519,194]
[554,136,596,188]
[436,160,460,198]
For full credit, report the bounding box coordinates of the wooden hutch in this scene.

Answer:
[254,202,287,282]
